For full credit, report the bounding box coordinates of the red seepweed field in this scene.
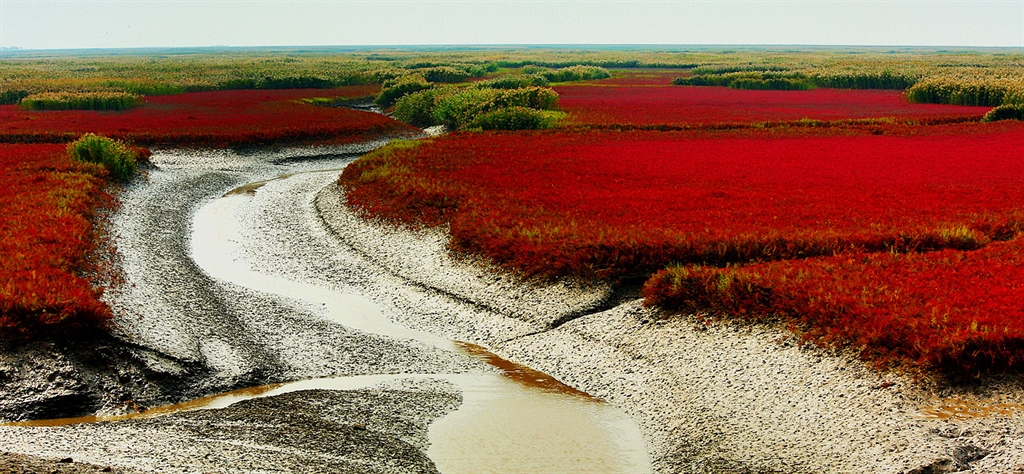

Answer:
[343,123,1024,277]
[0,85,418,337]
[554,85,992,127]
[0,86,415,147]
[341,112,1024,376]
[0,144,114,335]
[643,238,1024,376]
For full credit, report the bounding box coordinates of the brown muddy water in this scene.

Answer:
[919,398,1024,421]
[188,189,652,473]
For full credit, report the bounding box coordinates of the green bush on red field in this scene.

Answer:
[20,91,143,111]
[982,103,1024,122]
[67,133,148,182]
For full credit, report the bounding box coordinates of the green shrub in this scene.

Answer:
[493,86,560,110]
[392,88,451,127]
[467,63,500,77]
[416,66,472,83]
[66,134,143,181]
[99,80,187,96]
[0,90,29,105]
[476,74,550,89]
[466,106,563,130]
[433,87,502,129]
[808,70,917,90]
[393,84,560,130]
[692,65,789,75]
[20,91,144,111]
[375,74,432,108]
[982,103,1024,122]
[254,75,334,89]
[729,77,814,91]
[672,75,733,87]
[675,72,813,90]
[907,77,1024,107]
[538,65,611,82]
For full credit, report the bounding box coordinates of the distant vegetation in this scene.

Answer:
[2,48,1020,111]
[670,54,1024,108]
[21,91,143,111]
[393,85,562,131]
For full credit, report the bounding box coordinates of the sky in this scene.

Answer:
[0,0,1022,50]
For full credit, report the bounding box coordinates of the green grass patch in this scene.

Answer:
[375,75,432,109]
[66,134,146,181]
[20,91,144,111]
[300,95,377,108]
[982,103,1024,122]
[0,90,29,105]
[466,107,564,130]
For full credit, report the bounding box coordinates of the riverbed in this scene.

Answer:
[0,142,651,473]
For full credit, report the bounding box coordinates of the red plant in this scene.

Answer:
[642,237,1024,376]
[0,86,416,147]
[341,122,1024,376]
[0,144,114,335]
[341,124,1024,278]
[553,85,991,127]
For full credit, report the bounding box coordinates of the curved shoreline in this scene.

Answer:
[1,141,1021,472]
[315,184,1024,473]
[0,143,652,473]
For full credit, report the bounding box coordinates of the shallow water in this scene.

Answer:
[5,170,652,473]
[192,179,652,473]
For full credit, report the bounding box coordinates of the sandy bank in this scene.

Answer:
[316,184,1024,473]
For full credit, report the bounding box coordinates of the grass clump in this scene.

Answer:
[531,65,611,83]
[424,86,561,130]
[375,75,432,109]
[674,72,815,90]
[66,134,147,181]
[466,107,564,130]
[300,95,377,108]
[0,90,29,105]
[414,66,473,83]
[392,88,449,127]
[394,85,562,130]
[476,74,550,89]
[982,103,1024,122]
[20,91,144,111]
[907,77,1024,107]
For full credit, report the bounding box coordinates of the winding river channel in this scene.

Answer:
[191,186,651,473]
[2,141,652,473]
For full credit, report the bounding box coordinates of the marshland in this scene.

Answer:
[1,46,1023,472]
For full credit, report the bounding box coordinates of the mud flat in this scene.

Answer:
[315,182,1024,474]
[0,143,650,473]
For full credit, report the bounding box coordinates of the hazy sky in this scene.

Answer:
[1,0,1022,50]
